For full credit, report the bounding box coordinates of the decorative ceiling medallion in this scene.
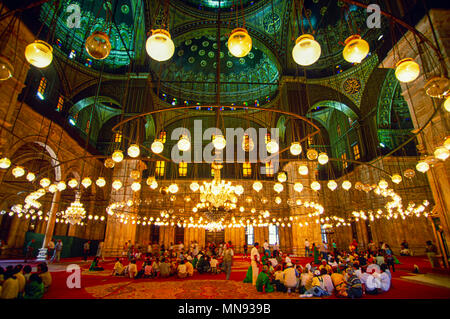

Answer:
[342,78,362,95]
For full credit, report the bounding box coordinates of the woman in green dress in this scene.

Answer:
[255,266,274,293]
[313,243,320,265]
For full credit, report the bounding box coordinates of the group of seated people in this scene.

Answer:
[110,248,223,279]
[250,252,392,298]
[0,262,52,299]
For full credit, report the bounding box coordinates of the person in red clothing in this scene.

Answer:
[350,238,358,253]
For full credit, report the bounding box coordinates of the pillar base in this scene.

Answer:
[36,248,48,262]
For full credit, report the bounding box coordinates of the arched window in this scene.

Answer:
[268,224,279,245]
[246,226,254,245]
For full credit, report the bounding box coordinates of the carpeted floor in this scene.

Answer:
[1,255,450,299]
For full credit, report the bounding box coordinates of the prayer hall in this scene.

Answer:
[0,0,450,303]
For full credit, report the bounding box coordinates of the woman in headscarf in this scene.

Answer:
[255,265,274,293]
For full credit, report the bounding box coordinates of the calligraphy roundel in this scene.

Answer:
[342,78,361,95]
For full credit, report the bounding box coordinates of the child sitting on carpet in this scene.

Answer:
[256,265,274,293]
[23,265,32,282]
[23,274,44,299]
[177,260,187,278]
[89,257,104,271]
[112,258,124,276]
[37,263,52,293]
[210,256,218,274]
[127,259,138,279]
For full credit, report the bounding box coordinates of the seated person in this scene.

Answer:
[14,265,26,296]
[144,262,153,278]
[159,259,171,278]
[283,263,298,293]
[89,257,104,271]
[379,264,391,292]
[346,268,363,299]
[331,266,348,297]
[400,240,410,256]
[375,252,385,266]
[112,258,124,276]
[177,260,187,279]
[366,258,381,274]
[23,265,32,282]
[321,268,334,295]
[185,260,194,277]
[128,260,138,279]
[319,260,332,274]
[210,257,218,274]
[37,263,52,293]
[152,259,160,277]
[196,255,210,274]
[1,269,19,299]
[364,269,381,295]
[299,267,313,294]
[302,270,329,297]
[256,265,274,293]
[272,265,286,292]
[23,274,44,299]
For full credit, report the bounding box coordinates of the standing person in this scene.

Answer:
[312,243,320,264]
[263,240,270,256]
[304,239,310,257]
[243,242,248,258]
[223,243,234,280]
[368,240,376,255]
[96,241,104,262]
[24,239,35,262]
[146,242,153,257]
[351,238,358,254]
[47,239,55,260]
[425,240,438,268]
[331,240,337,257]
[51,240,62,263]
[320,241,328,261]
[273,242,280,258]
[83,241,90,261]
[251,242,261,286]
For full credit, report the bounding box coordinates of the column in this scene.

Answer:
[36,191,61,261]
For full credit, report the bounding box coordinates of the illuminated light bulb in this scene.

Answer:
[266,140,279,154]
[68,178,78,188]
[168,183,178,194]
[342,35,369,63]
[25,40,53,68]
[146,29,175,62]
[294,182,303,193]
[317,152,329,165]
[26,172,36,182]
[190,182,199,192]
[12,166,25,178]
[81,177,92,188]
[57,181,67,191]
[94,177,105,188]
[391,174,402,184]
[177,135,191,152]
[131,182,141,192]
[40,178,51,188]
[150,180,158,190]
[306,149,318,160]
[0,55,14,81]
[444,96,450,112]
[403,168,415,179]
[290,142,302,156]
[85,31,111,60]
[127,144,140,158]
[130,170,140,180]
[112,150,124,163]
[395,58,420,83]
[273,183,284,193]
[342,180,352,190]
[253,181,263,192]
[444,137,450,150]
[275,196,282,204]
[298,165,309,175]
[416,161,430,173]
[434,146,450,161]
[228,28,252,58]
[292,34,321,66]
[235,185,244,195]
[212,135,226,150]
[0,157,11,169]
[112,180,122,190]
[277,172,287,183]
[151,140,164,154]
[311,181,321,191]
[104,158,115,168]
[48,184,58,193]
[378,179,388,189]
[327,180,337,191]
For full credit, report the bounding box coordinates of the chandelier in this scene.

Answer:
[63,194,86,225]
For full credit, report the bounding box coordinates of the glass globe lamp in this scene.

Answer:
[57,181,66,191]
[275,196,282,204]
[342,180,352,190]
[342,35,369,63]
[68,178,78,188]
[212,135,226,150]
[26,172,36,182]
[228,28,252,58]
[131,182,142,192]
[290,142,302,156]
[112,150,124,163]
[378,179,388,189]
[25,40,53,68]
[168,183,178,194]
[127,144,140,158]
[0,55,14,81]
[277,172,287,183]
[12,166,25,178]
[311,181,321,191]
[146,29,175,62]
[96,177,106,187]
[81,177,92,188]
[395,58,420,83]
[434,146,450,161]
[416,161,430,173]
[85,31,111,60]
[235,185,244,195]
[151,139,164,154]
[253,181,263,192]
[327,180,337,191]
[317,152,329,165]
[40,178,51,188]
[294,182,303,193]
[403,168,415,179]
[178,135,191,152]
[391,174,402,184]
[48,184,57,193]
[150,180,158,190]
[0,157,11,169]
[306,149,318,160]
[273,183,284,193]
[112,180,122,190]
[266,140,279,154]
[292,34,321,66]
[444,96,450,112]
[104,158,115,168]
[298,165,308,175]
[444,137,450,150]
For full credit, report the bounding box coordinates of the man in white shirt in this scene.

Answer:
[304,239,310,257]
[47,239,55,260]
[251,242,261,286]
[365,269,381,294]
[285,254,292,265]
[283,263,298,293]
[177,260,187,278]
